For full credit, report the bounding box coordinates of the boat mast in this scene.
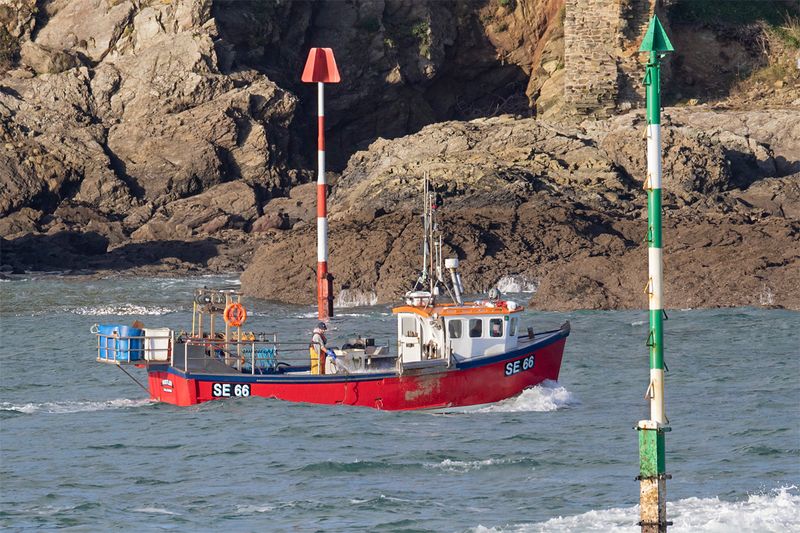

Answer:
[420,176,430,290]
[413,175,461,305]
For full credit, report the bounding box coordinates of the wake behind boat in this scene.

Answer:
[93,178,569,410]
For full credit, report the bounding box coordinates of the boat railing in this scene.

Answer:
[93,326,395,375]
[178,337,317,375]
[93,326,173,365]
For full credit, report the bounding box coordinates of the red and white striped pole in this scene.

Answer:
[302,48,340,320]
[315,81,330,319]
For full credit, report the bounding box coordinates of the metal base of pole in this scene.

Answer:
[638,476,669,532]
[637,420,671,533]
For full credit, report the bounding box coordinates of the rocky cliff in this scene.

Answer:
[1,0,563,270]
[1,0,798,310]
[242,107,800,310]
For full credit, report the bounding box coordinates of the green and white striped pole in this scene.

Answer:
[637,15,673,533]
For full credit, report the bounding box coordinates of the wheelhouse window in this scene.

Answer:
[510,317,518,336]
[489,318,503,337]
[448,319,462,339]
[402,316,417,337]
[468,319,482,338]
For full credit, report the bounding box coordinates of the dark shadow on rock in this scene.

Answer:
[0,231,220,274]
[775,155,800,177]
[724,148,799,189]
[0,85,22,99]
[101,143,146,199]
[213,0,530,171]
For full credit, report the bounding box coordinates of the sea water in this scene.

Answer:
[0,275,797,532]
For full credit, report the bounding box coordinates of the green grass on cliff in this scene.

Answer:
[669,0,800,28]
[773,15,800,48]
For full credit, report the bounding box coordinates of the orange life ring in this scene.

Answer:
[223,302,247,328]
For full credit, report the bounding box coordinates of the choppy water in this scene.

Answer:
[0,275,798,531]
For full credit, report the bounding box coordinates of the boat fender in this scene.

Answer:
[223,302,247,327]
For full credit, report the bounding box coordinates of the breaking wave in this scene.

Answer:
[0,398,154,415]
[478,381,577,413]
[133,507,181,516]
[335,289,379,308]
[426,457,532,473]
[72,304,177,316]
[349,494,434,506]
[293,310,321,319]
[473,486,800,532]
[495,275,537,294]
[9,304,179,317]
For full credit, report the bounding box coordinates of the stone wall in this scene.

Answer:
[563,0,620,115]
[564,0,659,115]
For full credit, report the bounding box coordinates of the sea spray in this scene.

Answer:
[472,486,800,533]
[478,381,578,413]
[0,398,154,415]
[335,289,379,308]
[495,275,538,294]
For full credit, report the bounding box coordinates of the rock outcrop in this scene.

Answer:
[1,0,297,246]
[242,107,800,310]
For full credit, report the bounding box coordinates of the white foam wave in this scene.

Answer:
[73,304,176,316]
[28,505,80,516]
[350,494,420,505]
[335,289,378,308]
[236,504,275,513]
[478,381,577,413]
[0,398,154,414]
[496,275,537,294]
[291,309,373,319]
[427,458,521,473]
[133,507,181,516]
[630,320,646,326]
[759,285,775,306]
[473,486,800,532]
[236,501,301,514]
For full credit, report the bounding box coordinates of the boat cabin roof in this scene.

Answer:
[392,301,523,318]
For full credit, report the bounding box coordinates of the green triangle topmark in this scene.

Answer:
[639,15,674,53]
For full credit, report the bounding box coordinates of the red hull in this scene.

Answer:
[147,331,567,410]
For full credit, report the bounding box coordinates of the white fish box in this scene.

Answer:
[143,328,172,361]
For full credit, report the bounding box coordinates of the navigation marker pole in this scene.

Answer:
[302,48,341,320]
[637,16,674,533]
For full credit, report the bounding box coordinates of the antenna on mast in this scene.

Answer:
[408,174,462,306]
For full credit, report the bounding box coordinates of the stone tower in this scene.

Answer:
[563,0,664,116]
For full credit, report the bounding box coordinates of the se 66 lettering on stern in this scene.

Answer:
[212,383,251,397]
[504,355,535,376]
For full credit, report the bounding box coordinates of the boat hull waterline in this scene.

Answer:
[147,329,568,410]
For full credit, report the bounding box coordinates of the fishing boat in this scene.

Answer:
[93,179,569,410]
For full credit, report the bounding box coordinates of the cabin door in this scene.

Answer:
[399,315,423,363]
